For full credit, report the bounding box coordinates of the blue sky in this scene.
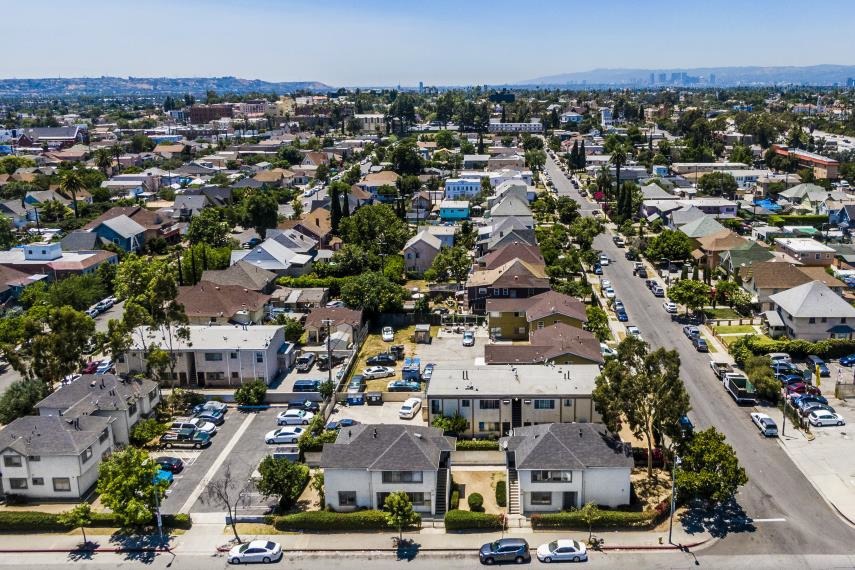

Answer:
[5,0,855,86]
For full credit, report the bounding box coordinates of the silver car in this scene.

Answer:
[228,540,282,564]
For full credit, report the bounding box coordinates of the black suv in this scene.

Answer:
[366,353,396,366]
[479,538,530,565]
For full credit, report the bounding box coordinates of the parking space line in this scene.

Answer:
[178,413,256,514]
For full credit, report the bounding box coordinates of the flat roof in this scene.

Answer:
[774,237,835,253]
[130,325,284,351]
[426,364,600,398]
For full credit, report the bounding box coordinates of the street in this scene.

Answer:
[543,153,855,555]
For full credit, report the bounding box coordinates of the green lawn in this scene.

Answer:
[713,325,757,335]
[704,308,743,320]
[702,335,718,353]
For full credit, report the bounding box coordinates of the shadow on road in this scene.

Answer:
[66,540,98,562]
[107,532,165,565]
[681,500,756,538]
[393,537,421,561]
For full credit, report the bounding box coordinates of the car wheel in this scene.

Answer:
[302,420,308,425]
[194,443,201,449]
[165,443,173,449]
[543,557,552,563]
[230,558,241,565]
[839,421,845,426]
[515,556,526,564]
[572,556,580,562]
[263,557,271,564]
[483,558,494,565]
[266,439,274,444]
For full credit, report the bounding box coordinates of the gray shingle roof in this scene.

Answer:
[101,215,145,238]
[0,414,112,457]
[36,374,157,417]
[60,230,98,252]
[501,423,632,470]
[201,260,277,291]
[769,280,855,319]
[320,424,454,471]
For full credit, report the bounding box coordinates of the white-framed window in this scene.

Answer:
[479,400,500,410]
[3,455,22,468]
[530,491,552,505]
[53,478,72,492]
[204,353,223,362]
[338,491,357,506]
[533,399,555,410]
[532,470,573,483]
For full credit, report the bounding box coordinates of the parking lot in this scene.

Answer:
[329,400,426,426]
[418,328,488,368]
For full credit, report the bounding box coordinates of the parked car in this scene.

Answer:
[768,352,792,364]
[462,331,475,346]
[81,360,100,374]
[790,394,828,407]
[598,254,610,266]
[806,355,830,377]
[603,286,616,299]
[663,301,677,313]
[750,412,778,437]
[292,379,321,393]
[692,337,709,352]
[325,300,346,308]
[536,539,587,563]
[616,309,628,322]
[786,382,821,396]
[479,538,531,565]
[635,266,648,278]
[387,379,421,392]
[316,353,345,371]
[228,540,283,565]
[86,306,100,318]
[651,285,665,297]
[193,401,228,416]
[626,326,642,340]
[600,343,617,358]
[276,409,314,426]
[265,426,305,444]
[295,353,316,372]
[682,325,700,339]
[799,402,836,417]
[95,360,114,375]
[160,428,211,449]
[839,354,855,366]
[777,373,804,386]
[195,409,225,426]
[593,264,603,275]
[326,418,359,430]
[288,399,320,413]
[613,300,625,311]
[772,361,798,375]
[362,366,395,379]
[95,298,115,312]
[809,410,846,427]
[170,418,217,436]
[382,326,395,342]
[155,456,184,474]
[347,375,366,392]
[422,363,435,381]
[678,415,694,436]
[645,279,657,290]
[366,353,397,366]
[399,397,422,419]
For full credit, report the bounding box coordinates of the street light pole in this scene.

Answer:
[668,455,682,545]
[322,318,334,393]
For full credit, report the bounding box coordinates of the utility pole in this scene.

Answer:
[668,455,682,545]
[322,318,334,394]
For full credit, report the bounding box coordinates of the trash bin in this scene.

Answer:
[366,392,383,406]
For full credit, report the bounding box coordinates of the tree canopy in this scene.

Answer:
[340,272,406,315]
[668,279,711,315]
[676,427,748,504]
[424,246,471,284]
[97,447,165,527]
[645,229,693,261]
[339,204,411,257]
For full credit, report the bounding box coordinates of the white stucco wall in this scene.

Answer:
[583,467,631,508]
[324,468,438,514]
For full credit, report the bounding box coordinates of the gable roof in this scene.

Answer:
[320,424,453,471]
[480,243,545,269]
[100,215,146,238]
[303,306,363,331]
[0,414,112,457]
[200,260,277,291]
[360,171,400,186]
[177,281,271,319]
[695,230,747,253]
[490,195,532,218]
[404,229,442,252]
[467,258,548,288]
[36,374,157,418]
[669,205,706,226]
[231,238,313,271]
[60,230,99,251]
[769,280,855,318]
[485,323,603,365]
[640,182,675,200]
[525,291,587,322]
[778,183,826,200]
[679,215,726,238]
[83,206,171,231]
[501,423,632,471]
[296,208,332,239]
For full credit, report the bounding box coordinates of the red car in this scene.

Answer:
[786,382,822,396]
[81,360,100,374]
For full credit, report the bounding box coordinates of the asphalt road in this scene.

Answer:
[543,154,855,555]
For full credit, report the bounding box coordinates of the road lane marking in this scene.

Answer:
[178,413,256,514]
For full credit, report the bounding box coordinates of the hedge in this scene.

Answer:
[467,493,484,512]
[455,439,499,451]
[730,335,855,366]
[0,511,191,533]
[272,510,420,532]
[450,490,460,510]
[495,480,507,508]
[767,214,827,228]
[531,501,670,530]
[444,510,504,531]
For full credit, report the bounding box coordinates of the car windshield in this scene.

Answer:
[238,544,250,553]
[548,541,558,551]
[265,541,276,550]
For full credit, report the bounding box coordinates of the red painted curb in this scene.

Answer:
[0,547,169,554]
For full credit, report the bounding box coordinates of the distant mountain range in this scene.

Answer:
[520,65,855,87]
[0,76,332,97]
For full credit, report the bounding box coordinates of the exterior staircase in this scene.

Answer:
[435,468,448,517]
[508,468,520,515]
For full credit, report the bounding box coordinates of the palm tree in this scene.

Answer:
[610,143,627,200]
[111,144,123,173]
[59,169,85,218]
[94,148,112,176]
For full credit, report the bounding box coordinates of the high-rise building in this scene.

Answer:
[709,73,716,85]
[649,73,655,85]
[658,73,667,83]
[848,77,855,87]
[418,81,424,93]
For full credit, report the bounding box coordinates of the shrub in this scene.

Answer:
[169,389,206,412]
[130,418,168,446]
[531,509,657,530]
[444,510,503,531]
[0,511,191,533]
[495,480,507,508]
[450,490,460,510]
[767,214,827,228]
[731,335,855,365]
[272,510,419,532]
[467,492,484,512]
[234,380,267,406]
[455,439,499,451]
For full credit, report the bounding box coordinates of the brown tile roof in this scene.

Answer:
[48,250,117,272]
[360,171,400,186]
[467,259,548,289]
[695,230,748,253]
[304,307,363,331]
[303,151,329,165]
[745,261,844,290]
[177,281,270,319]
[480,243,545,269]
[297,208,332,239]
[485,323,603,365]
[525,291,588,323]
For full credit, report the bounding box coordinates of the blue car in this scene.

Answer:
[326,418,359,430]
[593,264,603,275]
[154,469,174,486]
[616,310,628,322]
[841,354,855,367]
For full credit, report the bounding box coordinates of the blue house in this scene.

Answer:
[92,215,146,252]
[829,204,855,227]
[439,200,470,221]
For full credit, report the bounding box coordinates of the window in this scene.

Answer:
[148,390,157,402]
[82,446,93,463]
[117,354,125,363]
[844,318,848,324]
[230,352,237,359]
[431,400,441,414]
[530,491,552,505]
[822,317,828,323]
[502,288,509,296]
[489,311,501,318]
[493,288,501,296]
[479,400,500,410]
[99,430,109,444]
[809,317,816,324]
[9,478,27,490]
[3,455,22,468]
[204,352,223,362]
[538,321,544,329]
[382,471,423,484]
[461,399,470,408]
[563,399,574,407]
[31,477,44,486]
[533,399,555,410]
[338,491,357,506]
[478,422,500,432]
[128,403,137,416]
[27,455,40,462]
[53,478,72,492]
[532,470,573,483]
[256,352,264,363]
[231,371,239,379]
[206,372,225,381]
[377,491,431,508]
[478,288,487,295]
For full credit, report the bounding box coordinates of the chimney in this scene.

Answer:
[373,428,377,438]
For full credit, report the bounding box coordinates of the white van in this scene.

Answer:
[399,398,422,419]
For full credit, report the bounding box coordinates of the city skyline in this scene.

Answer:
[5,0,855,86]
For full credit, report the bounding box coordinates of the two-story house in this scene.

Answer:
[403,230,443,275]
[35,375,160,446]
[767,280,855,340]
[774,237,835,267]
[500,423,633,514]
[486,290,588,341]
[466,259,550,314]
[741,261,845,311]
[0,415,115,499]
[321,424,455,517]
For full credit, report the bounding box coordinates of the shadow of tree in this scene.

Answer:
[394,538,421,561]
[680,499,756,538]
[66,540,99,562]
[107,531,167,565]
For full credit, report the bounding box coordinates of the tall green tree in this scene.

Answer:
[698,172,738,199]
[645,229,693,261]
[94,148,113,176]
[384,491,419,541]
[328,181,348,234]
[58,169,85,218]
[609,144,628,199]
[244,191,279,238]
[593,336,691,478]
[340,272,406,315]
[667,279,711,316]
[187,208,231,247]
[584,306,611,342]
[0,379,48,424]
[339,204,411,257]
[97,447,165,527]
[676,427,747,503]
[424,246,471,284]
[256,456,310,511]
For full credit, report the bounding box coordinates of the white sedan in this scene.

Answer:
[626,326,643,340]
[809,410,846,427]
[603,287,616,299]
[228,540,283,564]
[750,412,778,437]
[662,301,677,313]
[265,426,305,444]
[382,326,395,342]
[362,366,395,380]
[536,539,588,563]
[399,397,422,419]
[276,409,314,426]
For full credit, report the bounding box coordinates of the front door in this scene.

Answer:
[501,422,511,436]
[562,491,578,510]
[511,399,522,428]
